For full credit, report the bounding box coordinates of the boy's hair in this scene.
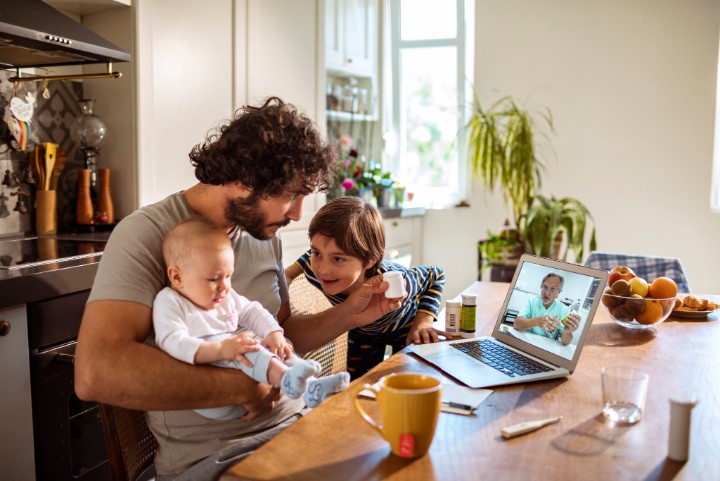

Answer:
[308,196,385,277]
[163,219,232,269]
[189,96,336,197]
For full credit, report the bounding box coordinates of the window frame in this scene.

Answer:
[384,0,474,208]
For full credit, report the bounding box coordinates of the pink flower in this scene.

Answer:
[338,134,354,149]
[341,178,355,190]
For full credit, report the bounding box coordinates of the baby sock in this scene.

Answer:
[280,359,321,399]
[304,372,351,408]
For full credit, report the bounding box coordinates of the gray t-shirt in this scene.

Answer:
[88,192,302,475]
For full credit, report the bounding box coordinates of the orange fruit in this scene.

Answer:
[648,277,678,299]
[636,299,664,324]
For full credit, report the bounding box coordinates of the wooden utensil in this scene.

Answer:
[43,143,57,191]
[34,146,45,190]
[50,147,67,191]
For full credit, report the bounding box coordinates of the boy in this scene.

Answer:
[286,196,447,379]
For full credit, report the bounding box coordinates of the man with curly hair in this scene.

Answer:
[75,97,402,480]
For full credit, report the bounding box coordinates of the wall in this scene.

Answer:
[424,0,720,297]
[134,0,234,208]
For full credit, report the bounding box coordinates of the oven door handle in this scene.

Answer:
[55,352,75,364]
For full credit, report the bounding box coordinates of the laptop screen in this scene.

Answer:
[494,255,605,363]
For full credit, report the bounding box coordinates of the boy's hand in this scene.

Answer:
[406,315,449,345]
[220,333,260,367]
[264,331,292,361]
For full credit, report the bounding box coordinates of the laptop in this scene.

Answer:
[409,254,608,388]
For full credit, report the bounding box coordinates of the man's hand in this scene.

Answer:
[240,384,282,421]
[344,274,403,328]
[539,315,559,332]
[562,312,580,333]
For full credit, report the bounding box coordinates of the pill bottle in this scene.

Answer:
[383,271,405,298]
[445,300,462,335]
[668,394,698,461]
[460,293,478,338]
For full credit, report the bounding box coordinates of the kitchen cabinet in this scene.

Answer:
[74,0,326,225]
[0,304,36,481]
[325,0,381,168]
[384,215,423,267]
[325,0,379,77]
[241,0,326,258]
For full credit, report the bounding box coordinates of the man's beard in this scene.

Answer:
[225,194,290,240]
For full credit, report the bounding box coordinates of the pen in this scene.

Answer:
[442,401,474,411]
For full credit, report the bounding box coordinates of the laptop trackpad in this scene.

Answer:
[424,351,506,388]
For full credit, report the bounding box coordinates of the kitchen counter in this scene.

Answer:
[0,232,108,309]
[379,205,427,219]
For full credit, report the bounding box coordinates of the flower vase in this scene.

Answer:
[357,187,375,206]
[327,184,345,200]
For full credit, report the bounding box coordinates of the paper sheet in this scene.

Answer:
[358,381,492,416]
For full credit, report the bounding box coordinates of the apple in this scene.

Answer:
[628,277,649,297]
[608,266,636,287]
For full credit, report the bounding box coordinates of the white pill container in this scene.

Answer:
[383,271,405,298]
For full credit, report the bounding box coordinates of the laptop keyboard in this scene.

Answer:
[451,339,553,377]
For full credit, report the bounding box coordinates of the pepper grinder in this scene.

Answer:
[667,394,698,462]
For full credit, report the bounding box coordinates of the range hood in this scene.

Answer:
[0,0,130,69]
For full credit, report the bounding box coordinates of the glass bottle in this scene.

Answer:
[74,99,107,190]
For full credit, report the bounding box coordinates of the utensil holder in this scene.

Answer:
[36,190,57,234]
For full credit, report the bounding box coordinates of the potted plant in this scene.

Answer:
[518,195,597,262]
[462,94,553,227]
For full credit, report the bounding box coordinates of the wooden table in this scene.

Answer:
[222,282,720,481]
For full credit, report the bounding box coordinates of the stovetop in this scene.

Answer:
[0,237,106,270]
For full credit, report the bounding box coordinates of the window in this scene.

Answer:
[384,0,474,207]
[713,44,720,213]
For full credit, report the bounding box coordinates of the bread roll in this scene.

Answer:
[683,295,701,308]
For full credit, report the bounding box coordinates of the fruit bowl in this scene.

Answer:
[601,292,676,330]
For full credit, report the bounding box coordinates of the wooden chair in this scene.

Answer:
[96,275,344,481]
[98,403,158,481]
[289,274,347,376]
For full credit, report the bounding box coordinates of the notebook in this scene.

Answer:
[409,254,608,389]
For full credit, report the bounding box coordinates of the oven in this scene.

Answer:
[28,290,112,481]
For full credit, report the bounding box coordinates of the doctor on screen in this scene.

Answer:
[514,273,580,346]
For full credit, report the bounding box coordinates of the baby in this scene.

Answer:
[153,218,350,420]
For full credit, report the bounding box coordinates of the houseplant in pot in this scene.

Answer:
[463,94,553,276]
[463,94,553,227]
[518,194,597,262]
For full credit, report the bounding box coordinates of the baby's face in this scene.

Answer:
[173,247,234,310]
[309,234,373,296]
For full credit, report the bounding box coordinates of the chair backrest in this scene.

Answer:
[289,274,347,376]
[584,251,691,293]
[98,403,158,481]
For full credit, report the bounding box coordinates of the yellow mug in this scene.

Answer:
[354,373,442,458]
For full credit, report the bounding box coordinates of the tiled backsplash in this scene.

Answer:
[0,70,85,237]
